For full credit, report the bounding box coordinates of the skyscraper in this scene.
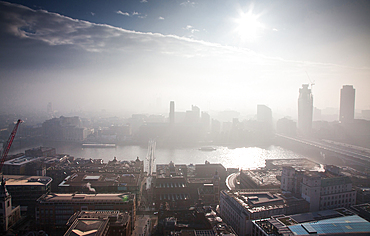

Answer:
[339,85,355,123]
[257,105,272,124]
[298,84,313,135]
[169,101,175,124]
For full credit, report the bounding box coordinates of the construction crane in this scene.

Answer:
[305,71,315,92]
[0,119,23,173]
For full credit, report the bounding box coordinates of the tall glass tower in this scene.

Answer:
[339,85,355,123]
[298,84,313,135]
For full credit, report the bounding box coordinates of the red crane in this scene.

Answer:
[0,119,23,172]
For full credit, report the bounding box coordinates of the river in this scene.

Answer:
[11,142,307,170]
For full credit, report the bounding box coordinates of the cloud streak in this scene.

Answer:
[116,10,130,16]
[0,1,369,113]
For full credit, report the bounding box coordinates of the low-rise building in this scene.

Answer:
[36,193,135,234]
[154,176,190,210]
[2,156,44,175]
[220,190,291,236]
[240,169,281,189]
[58,172,141,196]
[64,210,131,236]
[350,203,370,222]
[252,209,370,235]
[3,175,52,215]
[281,165,357,212]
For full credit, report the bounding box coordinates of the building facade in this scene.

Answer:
[281,166,357,212]
[36,193,135,234]
[64,210,131,236]
[220,190,287,236]
[3,175,52,215]
[339,85,355,123]
[298,84,313,135]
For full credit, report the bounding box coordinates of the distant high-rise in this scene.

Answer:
[169,101,175,124]
[257,105,272,124]
[47,102,53,118]
[185,105,200,124]
[298,84,313,135]
[339,85,355,123]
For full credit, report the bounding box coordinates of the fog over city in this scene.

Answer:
[1,0,369,117]
[2,1,370,235]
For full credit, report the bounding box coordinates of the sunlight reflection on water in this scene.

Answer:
[54,144,306,169]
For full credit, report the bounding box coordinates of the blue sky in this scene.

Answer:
[0,0,369,117]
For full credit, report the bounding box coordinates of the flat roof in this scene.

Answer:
[39,193,134,203]
[59,173,140,187]
[241,169,281,187]
[229,191,285,213]
[4,175,52,186]
[288,215,370,235]
[4,156,41,165]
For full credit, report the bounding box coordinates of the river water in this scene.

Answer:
[27,143,306,170]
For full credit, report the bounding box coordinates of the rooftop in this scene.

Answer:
[241,169,281,187]
[254,209,370,235]
[4,156,42,166]
[58,172,139,188]
[38,193,134,203]
[265,158,321,171]
[229,191,285,213]
[4,175,52,186]
[289,215,370,235]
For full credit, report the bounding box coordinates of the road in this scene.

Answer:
[226,172,239,190]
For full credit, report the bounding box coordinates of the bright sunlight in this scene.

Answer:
[234,7,264,42]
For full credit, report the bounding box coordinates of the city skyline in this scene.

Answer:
[0,0,369,116]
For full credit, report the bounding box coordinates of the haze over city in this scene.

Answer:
[1,0,369,117]
[2,1,370,235]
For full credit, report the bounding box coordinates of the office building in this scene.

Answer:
[340,85,355,123]
[58,172,141,196]
[252,209,370,236]
[2,155,44,176]
[257,105,272,125]
[3,175,52,215]
[64,210,131,236]
[281,166,357,212]
[42,116,90,142]
[220,190,293,235]
[169,101,175,124]
[36,193,135,234]
[298,84,313,135]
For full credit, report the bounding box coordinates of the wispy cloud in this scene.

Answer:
[91,12,95,16]
[158,16,164,20]
[1,1,369,114]
[184,25,199,34]
[116,10,145,18]
[140,0,148,2]
[2,0,366,72]
[180,0,195,7]
[116,10,130,16]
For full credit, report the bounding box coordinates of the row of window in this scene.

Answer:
[322,198,354,206]
[322,193,355,200]
[158,194,188,201]
[156,183,186,188]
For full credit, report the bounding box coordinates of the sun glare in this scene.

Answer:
[235,8,264,42]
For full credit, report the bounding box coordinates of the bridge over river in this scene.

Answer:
[275,134,370,170]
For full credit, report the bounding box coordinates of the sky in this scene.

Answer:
[0,0,369,118]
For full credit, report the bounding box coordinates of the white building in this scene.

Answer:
[281,166,356,212]
[220,190,287,236]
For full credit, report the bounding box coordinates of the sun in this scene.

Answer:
[234,8,264,42]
